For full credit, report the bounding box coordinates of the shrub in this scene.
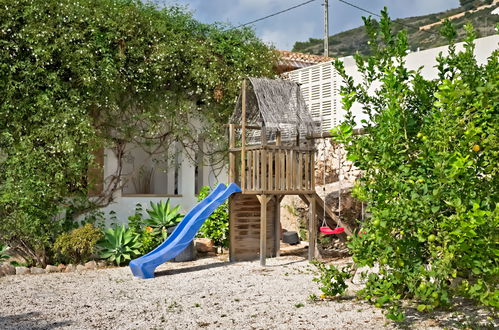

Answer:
[311,261,352,298]
[332,9,498,320]
[144,200,183,240]
[126,203,163,256]
[196,186,229,248]
[53,224,102,264]
[97,225,141,266]
[0,244,10,262]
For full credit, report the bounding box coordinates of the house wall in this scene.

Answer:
[99,145,228,226]
[284,34,498,130]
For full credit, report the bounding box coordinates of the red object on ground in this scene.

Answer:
[320,226,345,235]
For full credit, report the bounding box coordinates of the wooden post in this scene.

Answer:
[261,126,267,192]
[274,195,283,257]
[241,79,247,191]
[307,195,317,261]
[229,124,236,183]
[257,195,269,266]
[229,195,236,262]
[276,132,282,191]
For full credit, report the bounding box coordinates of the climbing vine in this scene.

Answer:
[0,0,277,265]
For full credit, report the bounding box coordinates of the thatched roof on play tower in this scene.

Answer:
[231,77,317,143]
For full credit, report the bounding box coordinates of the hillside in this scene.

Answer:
[292,2,499,57]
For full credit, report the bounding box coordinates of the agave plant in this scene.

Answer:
[0,244,10,262]
[97,225,141,266]
[144,199,183,240]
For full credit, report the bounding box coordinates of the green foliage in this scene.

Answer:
[0,0,276,265]
[144,200,183,240]
[127,203,161,255]
[333,9,498,319]
[196,186,229,248]
[0,244,10,262]
[311,260,352,298]
[97,225,141,266]
[53,224,103,264]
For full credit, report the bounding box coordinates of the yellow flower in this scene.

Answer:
[472,144,480,152]
[145,226,153,233]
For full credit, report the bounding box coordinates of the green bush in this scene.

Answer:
[53,224,102,264]
[127,203,162,256]
[196,186,229,248]
[332,9,498,320]
[311,261,352,298]
[97,225,141,266]
[0,244,10,262]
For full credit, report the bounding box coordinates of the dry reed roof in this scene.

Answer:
[232,77,317,142]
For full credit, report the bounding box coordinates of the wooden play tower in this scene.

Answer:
[228,78,351,265]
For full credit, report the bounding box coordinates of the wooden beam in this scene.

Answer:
[241,79,247,192]
[305,128,365,140]
[224,124,261,130]
[306,194,317,261]
[229,124,236,183]
[229,195,236,262]
[274,195,283,257]
[261,126,267,191]
[256,194,269,266]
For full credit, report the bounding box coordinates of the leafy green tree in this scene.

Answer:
[331,9,498,320]
[0,0,277,265]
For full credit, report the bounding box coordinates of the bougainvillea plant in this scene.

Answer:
[0,0,278,265]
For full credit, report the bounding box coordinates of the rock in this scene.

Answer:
[84,260,97,270]
[76,264,86,272]
[97,261,107,268]
[0,263,16,276]
[15,266,30,275]
[30,267,45,275]
[194,238,215,253]
[57,264,66,271]
[45,265,59,273]
[64,264,76,273]
[174,241,196,262]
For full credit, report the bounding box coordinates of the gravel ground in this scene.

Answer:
[0,255,495,329]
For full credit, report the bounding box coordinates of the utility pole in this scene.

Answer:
[324,0,329,57]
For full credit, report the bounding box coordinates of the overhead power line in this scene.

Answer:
[231,0,318,30]
[230,0,440,38]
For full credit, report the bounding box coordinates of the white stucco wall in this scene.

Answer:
[286,35,498,129]
[99,146,227,226]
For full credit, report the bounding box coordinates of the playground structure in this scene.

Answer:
[228,78,352,266]
[130,77,352,278]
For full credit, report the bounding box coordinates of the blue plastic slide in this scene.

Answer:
[129,183,241,279]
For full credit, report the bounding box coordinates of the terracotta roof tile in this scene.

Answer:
[278,50,333,64]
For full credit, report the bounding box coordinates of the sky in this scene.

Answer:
[158,0,460,50]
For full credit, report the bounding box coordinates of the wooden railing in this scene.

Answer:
[229,145,315,194]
